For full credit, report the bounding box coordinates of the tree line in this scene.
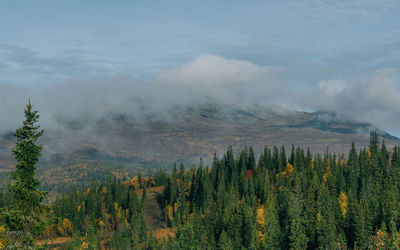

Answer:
[1,101,400,249]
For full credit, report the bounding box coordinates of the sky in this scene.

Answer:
[1,0,400,135]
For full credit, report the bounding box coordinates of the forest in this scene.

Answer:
[1,103,400,249]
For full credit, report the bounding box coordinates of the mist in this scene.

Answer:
[1,54,400,137]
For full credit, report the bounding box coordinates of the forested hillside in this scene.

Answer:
[160,132,400,249]
[2,132,400,249]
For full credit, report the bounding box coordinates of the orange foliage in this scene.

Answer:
[154,228,176,239]
[371,229,386,248]
[0,225,6,248]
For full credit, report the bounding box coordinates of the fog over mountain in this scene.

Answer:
[1,54,399,135]
[1,54,399,171]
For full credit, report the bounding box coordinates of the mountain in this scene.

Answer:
[0,104,398,173]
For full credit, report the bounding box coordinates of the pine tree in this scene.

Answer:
[3,100,47,248]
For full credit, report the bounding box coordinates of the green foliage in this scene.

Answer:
[8,100,46,215]
[2,128,399,249]
[159,132,400,249]
[2,100,47,249]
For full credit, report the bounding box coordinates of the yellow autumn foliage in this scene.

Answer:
[339,192,348,216]
[80,240,89,249]
[256,206,266,228]
[256,205,266,245]
[166,205,173,222]
[323,173,329,183]
[316,213,322,222]
[130,176,140,189]
[114,202,118,211]
[62,218,73,235]
[282,163,294,178]
[257,230,265,243]
[57,222,63,234]
[0,225,6,249]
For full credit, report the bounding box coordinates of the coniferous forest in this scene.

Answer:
[3,1,400,249]
[2,103,400,249]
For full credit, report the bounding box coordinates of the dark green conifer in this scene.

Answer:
[3,100,47,248]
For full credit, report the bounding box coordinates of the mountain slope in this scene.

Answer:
[0,104,398,172]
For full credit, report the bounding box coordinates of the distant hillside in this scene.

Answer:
[0,104,398,173]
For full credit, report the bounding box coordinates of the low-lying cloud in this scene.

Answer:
[313,68,400,132]
[1,54,399,136]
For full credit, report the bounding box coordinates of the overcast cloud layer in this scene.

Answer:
[1,1,400,136]
[0,54,399,137]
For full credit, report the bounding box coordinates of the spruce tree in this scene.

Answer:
[3,100,47,248]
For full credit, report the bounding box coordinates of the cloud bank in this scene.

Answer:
[313,68,400,131]
[0,54,399,136]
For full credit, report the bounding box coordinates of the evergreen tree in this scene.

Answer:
[263,196,282,249]
[370,131,379,155]
[3,100,47,248]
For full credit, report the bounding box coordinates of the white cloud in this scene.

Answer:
[152,54,292,107]
[155,54,276,86]
[318,79,347,97]
[312,68,400,131]
[1,54,400,137]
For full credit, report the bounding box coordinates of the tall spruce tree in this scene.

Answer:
[4,100,47,248]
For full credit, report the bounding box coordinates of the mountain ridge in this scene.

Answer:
[0,104,398,172]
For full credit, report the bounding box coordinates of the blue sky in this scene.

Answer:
[1,1,400,135]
